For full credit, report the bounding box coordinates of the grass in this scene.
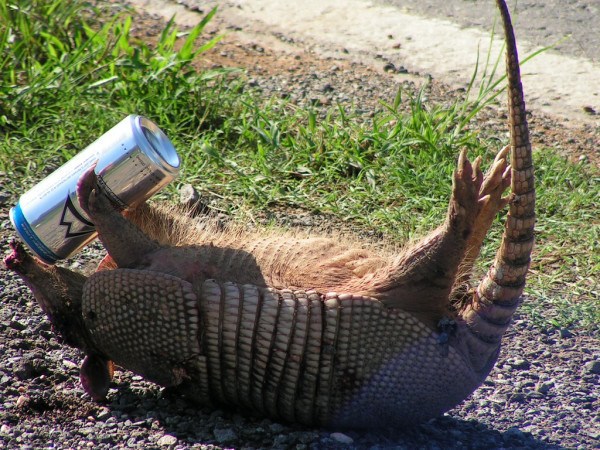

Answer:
[0,0,598,330]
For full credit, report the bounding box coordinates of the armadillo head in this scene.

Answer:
[4,240,114,400]
[4,240,92,350]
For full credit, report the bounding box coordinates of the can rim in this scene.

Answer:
[132,115,180,175]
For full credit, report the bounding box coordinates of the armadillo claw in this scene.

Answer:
[473,147,512,232]
[480,147,510,199]
[472,156,484,189]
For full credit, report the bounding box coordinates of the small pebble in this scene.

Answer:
[63,359,78,370]
[330,432,354,444]
[535,380,554,394]
[321,82,334,93]
[16,395,29,408]
[9,320,27,331]
[583,360,600,375]
[559,328,574,338]
[508,358,530,370]
[179,184,200,206]
[79,427,95,436]
[157,434,177,446]
[96,407,111,421]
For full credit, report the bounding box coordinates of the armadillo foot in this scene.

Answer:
[451,145,513,302]
[3,239,29,271]
[76,164,116,218]
[466,146,512,261]
[475,145,511,230]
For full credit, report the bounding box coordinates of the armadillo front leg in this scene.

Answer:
[77,166,160,268]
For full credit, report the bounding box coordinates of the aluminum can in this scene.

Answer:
[10,115,180,264]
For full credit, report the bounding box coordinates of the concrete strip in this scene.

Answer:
[129,0,600,126]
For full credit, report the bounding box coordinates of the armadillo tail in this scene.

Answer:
[461,0,535,360]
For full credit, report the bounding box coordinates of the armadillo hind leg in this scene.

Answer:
[76,166,160,268]
[371,150,483,323]
[82,268,210,402]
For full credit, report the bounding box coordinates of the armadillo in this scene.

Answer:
[4,0,533,428]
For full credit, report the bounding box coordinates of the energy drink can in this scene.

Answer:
[9,115,180,264]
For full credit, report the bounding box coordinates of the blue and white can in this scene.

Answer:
[10,115,180,264]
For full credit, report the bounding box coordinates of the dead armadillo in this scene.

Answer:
[4,0,533,428]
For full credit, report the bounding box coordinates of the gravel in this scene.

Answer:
[1,3,599,450]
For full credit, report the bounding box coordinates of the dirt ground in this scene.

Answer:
[0,2,598,449]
